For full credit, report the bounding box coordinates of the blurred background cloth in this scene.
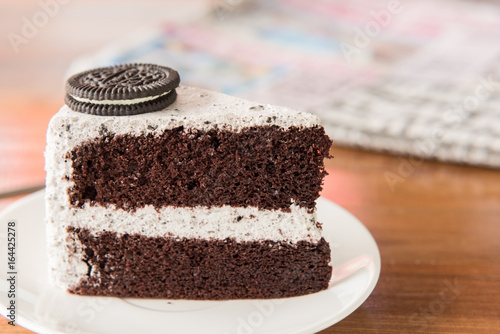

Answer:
[66,0,500,168]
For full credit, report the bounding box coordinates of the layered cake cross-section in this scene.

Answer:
[45,63,333,299]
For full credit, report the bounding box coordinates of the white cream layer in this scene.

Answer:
[70,90,171,105]
[62,203,320,243]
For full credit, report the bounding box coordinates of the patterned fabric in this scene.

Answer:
[314,71,500,168]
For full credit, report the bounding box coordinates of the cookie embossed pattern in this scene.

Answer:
[65,63,180,115]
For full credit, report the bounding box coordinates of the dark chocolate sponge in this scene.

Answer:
[67,227,332,300]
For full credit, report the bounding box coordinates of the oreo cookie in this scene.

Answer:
[65,63,180,116]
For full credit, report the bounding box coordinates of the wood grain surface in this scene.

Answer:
[1,1,499,333]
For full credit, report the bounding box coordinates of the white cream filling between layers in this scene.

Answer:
[70,90,171,105]
[64,203,322,244]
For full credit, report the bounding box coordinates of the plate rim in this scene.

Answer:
[0,190,381,334]
[300,197,381,333]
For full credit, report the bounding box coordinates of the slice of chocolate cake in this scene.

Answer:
[45,64,333,299]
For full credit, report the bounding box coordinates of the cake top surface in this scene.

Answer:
[49,85,322,147]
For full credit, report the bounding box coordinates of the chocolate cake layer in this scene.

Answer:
[67,227,332,299]
[68,125,332,212]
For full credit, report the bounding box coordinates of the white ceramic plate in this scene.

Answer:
[0,190,380,334]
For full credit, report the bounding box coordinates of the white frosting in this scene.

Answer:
[70,90,171,105]
[49,85,321,148]
[44,85,324,289]
[61,203,320,244]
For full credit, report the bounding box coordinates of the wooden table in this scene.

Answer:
[1,1,500,333]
